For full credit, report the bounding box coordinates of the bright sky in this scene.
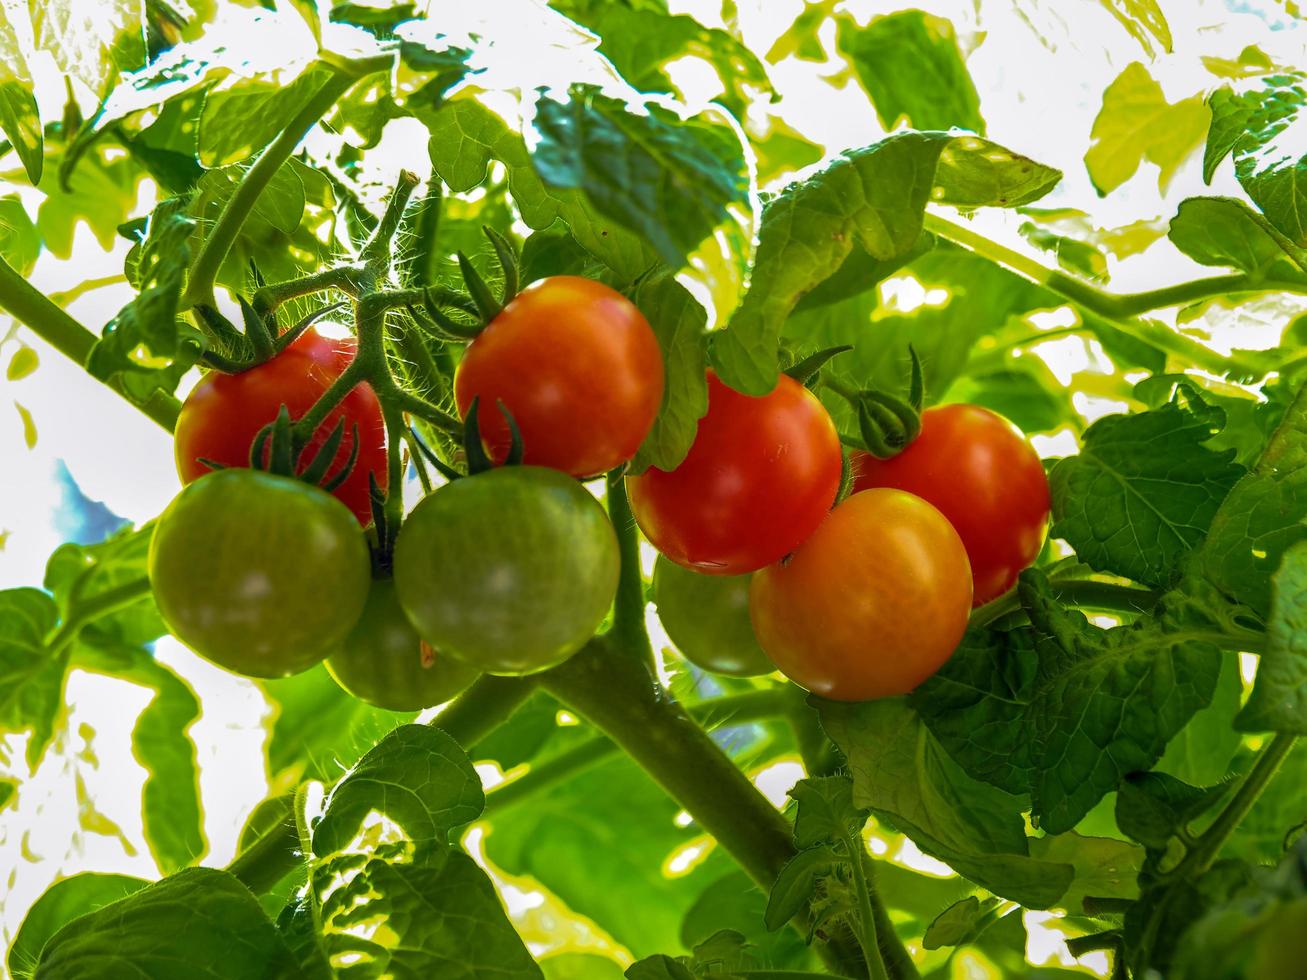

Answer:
[1,0,1305,973]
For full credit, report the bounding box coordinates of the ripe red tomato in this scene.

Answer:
[627,370,842,575]
[454,276,664,478]
[750,488,973,701]
[853,404,1049,605]
[174,328,387,526]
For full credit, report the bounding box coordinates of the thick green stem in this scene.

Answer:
[1175,732,1298,877]
[969,579,1160,629]
[362,170,420,274]
[429,675,536,749]
[183,68,366,309]
[0,257,180,430]
[606,472,654,667]
[922,213,1283,377]
[253,267,365,316]
[227,801,301,895]
[843,836,890,980]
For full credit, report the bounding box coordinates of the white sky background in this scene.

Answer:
[1,0,1306,973]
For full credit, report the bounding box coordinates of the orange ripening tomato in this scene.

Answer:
[454,276,665,478]
[173,329,386,527]
[853,404,1049,605]
[627,370,843,576]
[750,488,973,701]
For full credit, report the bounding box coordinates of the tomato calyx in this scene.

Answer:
[409,395,525,482]
[245,404,362,497]
[825,346,925,460]
[193,295,346,374]
[782,344,853,387]
[413,225,522,341]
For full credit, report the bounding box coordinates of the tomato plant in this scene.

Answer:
[750,488,973,700]
[653,555,773,677]
[148,470,371,678]
[627,371,842,575]
[852,403,1050,605]
[6,2,1307,978]
[325,577,481,712]
[454,276,665,477]
[392,466,619,674]
[174,328,387,527]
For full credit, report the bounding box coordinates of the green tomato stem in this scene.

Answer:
[182,66,369,311]
[843,844,891,980]
[605,472,654,668]
[0,256,181,431]
[1173,732,1297,878]
[429,675,537,748]
[253,266,365,317]
[226,797,300,895]
[921,213,1284,378]
[361,170,421,275]
[969,580,1161,629]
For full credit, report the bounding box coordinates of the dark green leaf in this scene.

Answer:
[815,697,1074,907]
[1156,652,1243,786]
[625,957,695,980]
[0,588,65,769]
[1049,386,1245,589]
[312,724,484,857]
[630,275,708,473]
[1115,771,1233,851]
[789,775,866,849]
[682,871,819,969]
[1169,197,1307,281]
[1237,540,1307,733]
[922,896,998,949]
[1223,741,1307,865]
[1028,832,1143,913]
[713,132,1058,394]
[837,10,984,134]
[274,899,333,980]
[531,84,749,269]
[31,868,302,979]
[8,873,148,980]
[764,845,840,932]
[425,96,656,282]
[1085,62,1208,194]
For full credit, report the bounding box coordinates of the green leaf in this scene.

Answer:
[1199,380,1307,620]
[1115,771,1233,851]
[87,211,202,403]
[837,10,984,134]
[198,65,334,167]
[0,83,41,186]
[543,954,627,980]
[312,724,484,857]
[274,899,333,980]
[789,775,866,849]
[764,845,841,932]
[1223,741,1307,865]
[44,523,162,648]
[0,196,39,278]
[1157,652,1243,786]
[8,873,148,980]
[34,148,141,258]
[712,132,1058,394]
[1028,832,1143,913]
[1204,73,1307,246]
[922,896,1000,949]
[911,571,1223,833]
[1169,197,1307,281]
[31,868,303,978]
[1097,0,1172,55]
[626,957,695,980]
[424,96,656,282]
[1049,386,1245,590]
[815,696,1074,907]
[629,275,709,473]
[31,0,145,96]
[0,587,65,769]
[682,870,819,970]
[531,84,750,270]
[1084,62,1208,195]
[1238,541,1307,733]
[944,367,1074,436]
[317,850,544,979]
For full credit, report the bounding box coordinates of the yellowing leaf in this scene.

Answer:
[6,344,37,381]
[14,399,35,447]
[1097,0,1172,55]
[1085,62,1209,195]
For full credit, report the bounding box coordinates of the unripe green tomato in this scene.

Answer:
[653,556,773,677]
[148,470,371,678]
[393,466,619,675]
[326,578,481,711]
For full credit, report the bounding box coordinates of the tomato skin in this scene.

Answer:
[750,488,972,701]
[653,556,773,677]
[392,466,619,675]
[148,470,371,678]
[454,276,665,478]
[326,578,480,712]
[174,328,387,526]
[852,404,1049,605]
[627,371,842,576]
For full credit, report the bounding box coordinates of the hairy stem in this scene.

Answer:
[0,257,181,430]
[183,67,368,309]
[362,170,420,274]
[429,675,536,748]
[226,799,301,895]
[922,212,1284,377]
[253,267,365,316]
[606,472,654,667]
[844,837,890,980]
[1176,732,1298,877]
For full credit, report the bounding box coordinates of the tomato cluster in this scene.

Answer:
[151,271,1048,708]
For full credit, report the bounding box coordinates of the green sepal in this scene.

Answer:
[193,303,246,356]
[783,345,853,387]
[497,399,525,466]
[462,396,495,475]
[273,301,348,354]
[482,225,520,305]
[457,251,503,322]
[906,344,924,412]
[299,417,348,488]
[238,296,276,362]
[417,297,483,340]
[410,427,463,483]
